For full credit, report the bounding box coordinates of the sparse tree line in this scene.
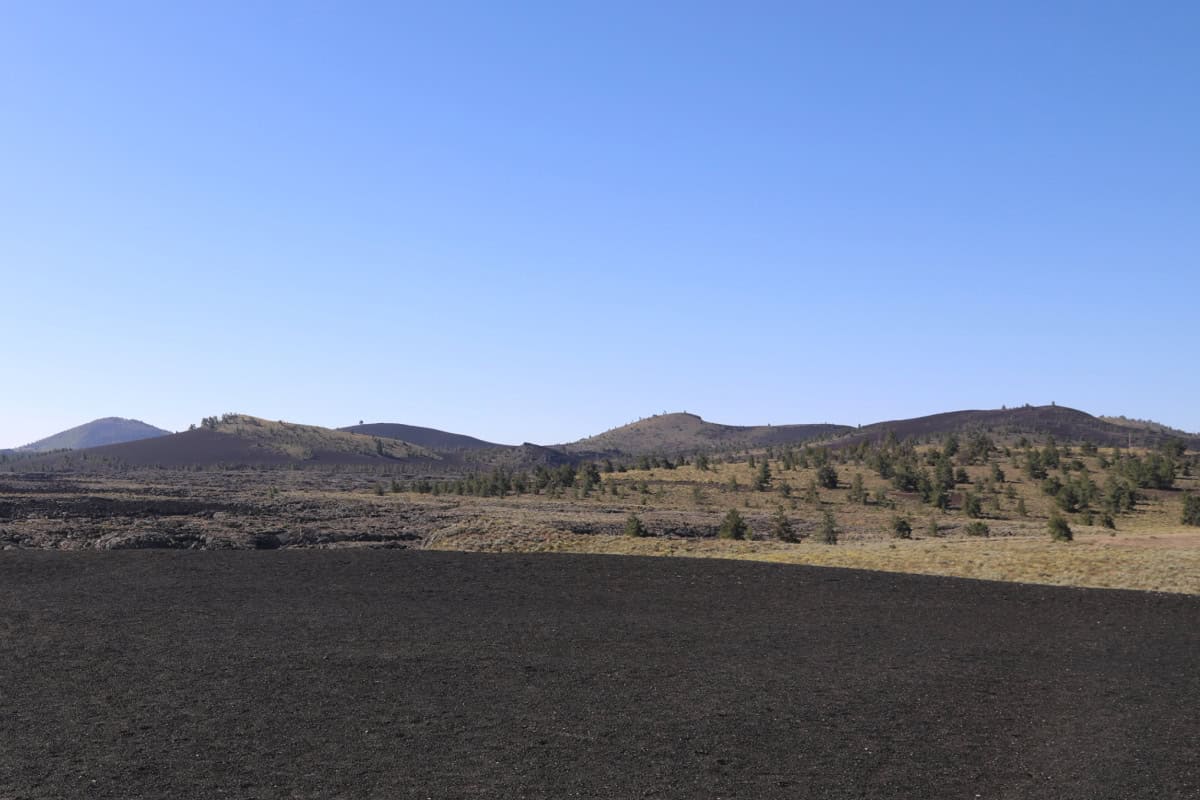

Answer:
[395,429,1200,535]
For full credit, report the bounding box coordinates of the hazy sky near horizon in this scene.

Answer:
[2,2,1198,448]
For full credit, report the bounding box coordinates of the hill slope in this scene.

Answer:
[563,413,853,456]
[843,405,1200,449]
[17,414,439,468]
[18,418,170,452]
[341,423,501,451]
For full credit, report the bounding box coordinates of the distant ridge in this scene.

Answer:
[341,423,501,451]
[561,412,853,457]
[841,405,1200,449]
[7,405,1194,473]
[18,417,170,452]
[15,414,438,468]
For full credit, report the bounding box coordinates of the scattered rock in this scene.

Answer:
[248,533,281,550]
[95,531,189,550]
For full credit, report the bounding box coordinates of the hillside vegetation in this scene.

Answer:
[846,405,1200,450]
[200,414,435,461]
[563,412,852,456]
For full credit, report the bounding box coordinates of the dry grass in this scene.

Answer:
[426,526,1200,595]
[414,447,1200,595]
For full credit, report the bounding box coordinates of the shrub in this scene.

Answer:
[819,510,838,544]
[718,508,748,540]
[963,521,990,537]
[1048,513,1073,542]
[625,514,649,538]
[926,517,940,538]
[1183,494,1200,527]
[754,460,772,491]
[848,472,867,504]
[963,492,983,518]
[771,506,796,542]
[816,464,839,489]
[890,516,912,539]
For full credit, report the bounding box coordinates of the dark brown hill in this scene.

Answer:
[465,442,578,470]
[17,417,170,452]
[562,413,853,457]
[13,415,439,469]
[341,423,501,451]
[841,405,1200,449]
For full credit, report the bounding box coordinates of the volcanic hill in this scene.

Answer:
[17,417,170,452]
[562,413,853,457]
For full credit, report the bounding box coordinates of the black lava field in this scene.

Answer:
[1,551,1196,799]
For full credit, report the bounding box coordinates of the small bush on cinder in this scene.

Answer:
[816,464,839,490]
[963,521,990,537]
[1048,513,1073,542]
[819,510,838,545]
[625,514,649,538]
[890,516,912,539]
[963,492,983,519]
[1183,494,1200,527]
[718,508,748,540]
[771,505,796,542]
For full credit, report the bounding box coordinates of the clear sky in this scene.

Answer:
[2,1,1197,448]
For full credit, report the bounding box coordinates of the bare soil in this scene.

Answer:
[1,551,1196,799]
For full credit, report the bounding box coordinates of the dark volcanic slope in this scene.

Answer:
[845,404,1200,448]
[565,412,853,456]
[15,422,438,469]
[19,428,296,467]
[17,417,170,452]
[1,553,1196,799]
[341,422,501,450]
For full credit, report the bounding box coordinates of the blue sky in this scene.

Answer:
[2,1,1197,448]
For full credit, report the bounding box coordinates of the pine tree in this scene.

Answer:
[1182,493,1200,526]
[963,491,983,518]
[848,472,867,504]
[1048,512,1073,542]
[816,464,839,489]
[771,505,796,542]
[819,510,838,544]
[754,460,772,491]
[718,508,748,540]
[625,514,649,538]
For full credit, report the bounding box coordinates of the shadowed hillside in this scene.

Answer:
[562,413,853,457]
[17,418,170,452]
[341,423,501,451]
[15,414,438,468]
[840,405,1200,449]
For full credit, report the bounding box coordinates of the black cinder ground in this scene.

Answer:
[0,551,1196,799]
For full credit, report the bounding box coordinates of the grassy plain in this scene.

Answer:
[412,448,1200,594]
[3,439,1197,594]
